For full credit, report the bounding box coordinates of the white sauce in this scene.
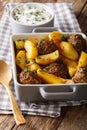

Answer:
[13,4,52,25]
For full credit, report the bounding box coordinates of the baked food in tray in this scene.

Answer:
[11,31,87,101]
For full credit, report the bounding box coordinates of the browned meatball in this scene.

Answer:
[68,34,86,54]
[18,70,41,84]
[72,66,87,83]
[43,60,68,79]
[37,39,57,55]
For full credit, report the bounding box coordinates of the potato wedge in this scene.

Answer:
[16,50,26,70]
[15,40,25,49]
[30,38,40,46]
[60,55,78,77]
[27,62,40,71]
[68,67,77,77]
[78,51,87,68]
[24,40,38,59]
[49,31,63,44]
[37,69,66,84]
[35,50,59,65]
[65,79,74,84]
[59,41,79,60]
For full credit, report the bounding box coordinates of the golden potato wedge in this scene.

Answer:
[49,31,63,44]
[68,67,77,77]
[30,38,40,46]
[35,50,59,65]
[15,40,25,49]
[60,55,78,77]
[37,69,66,84]
[78,51,87,68]
[16,50,26,70]
[27,62,40,71]
[65,79,74,84]
[59,41,79,60]
[24,40,38,60]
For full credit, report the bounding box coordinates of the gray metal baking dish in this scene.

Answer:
[11,32,87,102]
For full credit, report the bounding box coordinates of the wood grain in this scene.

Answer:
[58,105,87,130]
[0,0,87,130]
[78,2,87,34]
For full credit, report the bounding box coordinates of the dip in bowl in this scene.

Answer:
[10,3,54,33]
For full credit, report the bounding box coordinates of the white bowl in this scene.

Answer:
[10,3,54,33]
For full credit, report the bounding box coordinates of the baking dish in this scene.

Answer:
[11,32,87,102]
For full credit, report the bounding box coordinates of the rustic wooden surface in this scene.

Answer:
[0,0,87,130]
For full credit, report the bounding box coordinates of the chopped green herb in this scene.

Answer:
[17,60,21,64]
[25,59,30,64]
[62,34,70,41]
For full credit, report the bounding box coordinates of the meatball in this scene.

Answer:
[43,60,68,79]
[68,34,86,54]
[37,39,57,55]
[18,69,41,84]
[72,66,87,83]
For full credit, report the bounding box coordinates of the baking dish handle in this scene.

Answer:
[39,85,77,100]
[32,27,60,33]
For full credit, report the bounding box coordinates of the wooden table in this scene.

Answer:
[0,0,87,130]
